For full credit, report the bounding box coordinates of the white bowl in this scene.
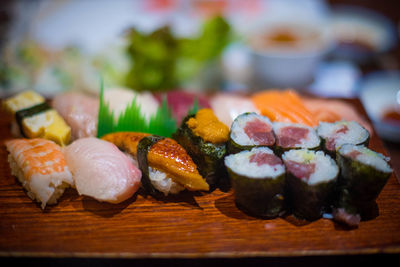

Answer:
[246,20,334,89]
[359,71,400,142]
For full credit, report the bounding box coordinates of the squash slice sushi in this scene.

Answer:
[225,147,286,218]
[5,138,74,209]
[102,132,209,196]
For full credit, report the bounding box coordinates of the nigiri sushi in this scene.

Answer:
[101,132,209,196]
[52,92,99,140]
[5,138,74,209]
[3,90,71,146]
[64,137,141,204]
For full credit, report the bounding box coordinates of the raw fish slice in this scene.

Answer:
[5,138,73,209]
[52,92,99,140]
[210,93,259,127]
[64,137,141,203]
[154,90,211,125]
[302,97,373,134]
[102,132,209,191]
[251,90,318,127]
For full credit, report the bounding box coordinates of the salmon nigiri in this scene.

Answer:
[251,90,318,127]
[5,138,74,209]
[102,132,209,196]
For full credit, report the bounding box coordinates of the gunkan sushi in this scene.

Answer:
[282,149,339,221]
[173,108,229,188]
[102,132,209,196]
[5,138,74,209]
[333,144,392,227]
[317,120,369,156]
[273,122,320,156]
[228,112,275,154]
[224,147,286,218]
[64,137,142,204]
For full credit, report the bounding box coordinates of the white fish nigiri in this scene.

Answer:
[64,137,141,203]
[52,92,99,140]
[104,88,159,122]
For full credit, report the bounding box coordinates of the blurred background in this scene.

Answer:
[1,0,400,140]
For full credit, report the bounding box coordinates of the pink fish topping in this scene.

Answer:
[285,160,316,180]
[244,119,275,145]
[249,152,282,166]
[277,126,309,148]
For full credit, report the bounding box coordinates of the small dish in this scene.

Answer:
[359,71,400,142]
[330,5,398,63]
[246,19,334,89]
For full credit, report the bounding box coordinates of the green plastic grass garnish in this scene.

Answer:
[97,80,177,138]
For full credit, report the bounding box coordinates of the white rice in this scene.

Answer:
[224,147,285,179]
[317,120,369,150]
[230,113,273,146]
[282,149,339,185]
[273,122,320,148]
[148,167,185,196]
[339,144,392,173]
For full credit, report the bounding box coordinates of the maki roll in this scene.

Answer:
[273,122,320,156]
[102,132,209,197]
[228,112,275,154]
[317,120,369,156]
[333,144,392,227]
[282,149,339,221]
[224,147,286,218]
[173,108,229,188]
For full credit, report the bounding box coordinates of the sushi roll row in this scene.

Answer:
[228,112,321,156]
[221,112,392,226]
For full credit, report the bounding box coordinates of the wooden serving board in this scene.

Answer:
[0,98,399,258]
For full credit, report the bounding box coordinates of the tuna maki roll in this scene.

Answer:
[273,122,320,156]
[282,149,339,221]
[333,144,392,227]
[173,108,229,188]
[228,112,275,154]
[224,147,286,218]
[317,121,369,156]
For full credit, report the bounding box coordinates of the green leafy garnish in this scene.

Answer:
[97,79,177,138]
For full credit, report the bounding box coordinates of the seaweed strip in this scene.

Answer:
[137,135,165,196]
[15,102,51,137]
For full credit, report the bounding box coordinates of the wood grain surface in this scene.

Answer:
[0,99,399,259]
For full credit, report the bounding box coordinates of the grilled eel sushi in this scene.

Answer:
[102,132,209,196]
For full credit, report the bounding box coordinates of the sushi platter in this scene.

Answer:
[1,89,400,259]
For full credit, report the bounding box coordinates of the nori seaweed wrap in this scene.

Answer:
[173,109,229,188]
[224,147,286,218]
[282,149,339,221]
[227,112,275,154]
[333,144,392,227]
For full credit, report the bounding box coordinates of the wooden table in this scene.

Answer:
[0,99,399,267]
